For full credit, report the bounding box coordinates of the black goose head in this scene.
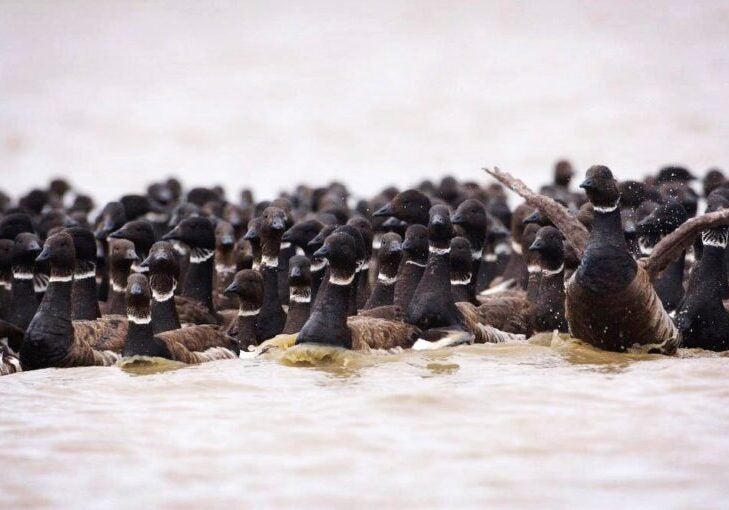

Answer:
[95,201,127,240]
[224,269,264,312]
[0,213,35,241]
[449,236,472,274]
[529,226,565,270]
[288,255,312,287]
[580,166,620,211]
[125,273,152,320]
[270,197,295,230]
[161,217,214,250]
[108,238,138,269]
[554,160,574,187]
[703,169,726,198]
[110,220,156,256]
[65,227,97,267]
[333,225,366,270]
[618,181,649,209]
[635,200,688,238]
[140,241,180,278]
[451,199,487,235]
[168,202,200,228]
[378,232,403,265]
[307,224,336,254]
[381,216,408,237]
[373,189,431,226]
[428,204,454,250]
[215,220,236,250]
[37,231,76,273]
[260,207,287,240]
[37,211,77,241]
[402,224,429,263]
[313,232,358,282]
[282,219,323,249]
[347,216,373,260]
[243,217,262,244]
[521,223,541,269]
[12,233,42,267]
[656,166,696,185]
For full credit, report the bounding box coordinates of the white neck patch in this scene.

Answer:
[483,253,497,262]
[527,264,541,274]
[50,274,73,283]
[112,282,125,293]
[593,200,620,214]
[429,245,450,255]
[13,271,34,280]
[377,273,397,285]
[638,237,654,256]
[451,274,471,285]
[238,307,260,317]
[406,260,427,268]
[280,242,291,250]
[495,243,511,256]
[215,263,236,274]
[261,255,278,268]
[329,273,355,285]
[190,248,215,264]
[511,240,522,254]
[34,273,49,293]
[74,269,96,280]
[128,313,152,324]
[702,230,729,248]
[152,280,177,302]
[0,281,10,290]
[471,249,483,260]
[290,289,312,303]
[542,263,564,276]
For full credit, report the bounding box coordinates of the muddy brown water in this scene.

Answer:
[2,334,728,509]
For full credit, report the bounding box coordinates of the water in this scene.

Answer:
[2,335,729,509]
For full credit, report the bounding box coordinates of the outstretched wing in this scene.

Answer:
[483,167,589,257]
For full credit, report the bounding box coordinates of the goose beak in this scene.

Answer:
[27,240,42,252]
[161,225,181,241]
[290,266,303,279]
[528,239,545,252]
[129,281,144,295]
[219,234,234,248]
[312,245,331,260]
[451,212,465,225]
[580,178,596,191]
[430,214,446,227]
[372,202,395,218]
[270,217,285,231]
[281,229,294,242]
[36,245,52,262]
[126,248,139,261]
[224,281,240,295]
[388,241,402,254]
[243,229,258,241]
[523,211,541,225]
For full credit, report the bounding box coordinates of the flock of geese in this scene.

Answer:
[2,161,729,375]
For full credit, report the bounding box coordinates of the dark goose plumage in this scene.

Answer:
[393,224,428,311]
[364,232,402,310]
[104,238,138,316]
[282,255,312,334]
[21,232,126,370]
[123,274,238,363]
[224,269,264,352]
[8,233,42,329]
[528,226,568,333]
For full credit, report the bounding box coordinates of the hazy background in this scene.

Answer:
[1,1,728,204]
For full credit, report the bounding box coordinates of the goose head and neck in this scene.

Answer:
[122,273,171,359]
[140,241,180,333]
[224,269,264,351]
[242,217,263,271]
[10,233,42,329]
[162,217,215,311]
[296,232,359,348]
[449,236,472,302]
[577,165,636,293]
[372,189,431,227]
[67,227,101,320]
[109,220,156,274]
[20,231,76,370]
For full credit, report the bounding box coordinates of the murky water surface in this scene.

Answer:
[2,335,728,509]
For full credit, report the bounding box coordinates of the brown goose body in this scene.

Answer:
[347,315,419,350]
[0,319,24,375]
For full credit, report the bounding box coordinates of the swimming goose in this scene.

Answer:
[67,227,102,320]
[364,232,402,309]
[393,224,428,311]
[8,233,42,329]
[214,220,237,311]
[528,226,568,333]
[224,269,264,351]
[122,274,238,363]
[104,238,138,316]
[296,232,420,350]
[20,232,127,370]
[449,236,473,304]
[282,255,312,334]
